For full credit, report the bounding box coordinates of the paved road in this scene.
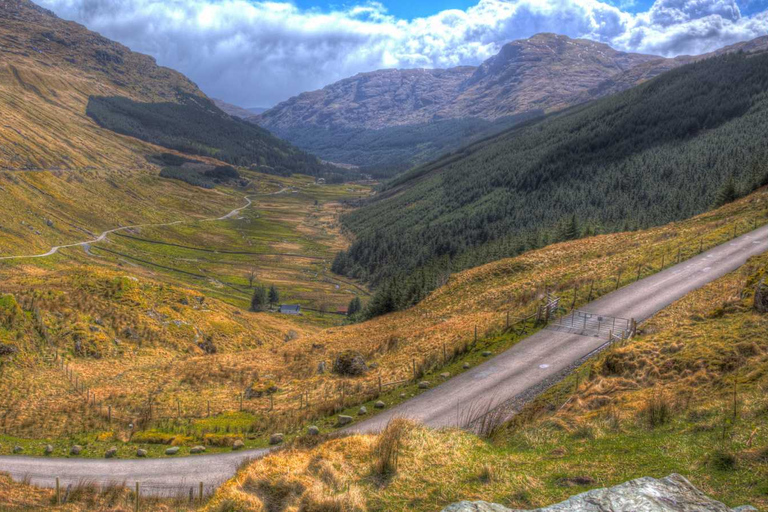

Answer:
[0,196,253,262]
[2,224,767,495]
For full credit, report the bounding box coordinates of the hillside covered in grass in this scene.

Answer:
[334,50,768,315]
[0,0,340,179]
[206,250,768,512]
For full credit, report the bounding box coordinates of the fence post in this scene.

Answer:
[636,265,641,282]
[660,253,665,270]
[615,271,622,290]
[135,482,140,512]
[378,375,382,394]
[505,311,509,330]
[177,399,181,417]
[207,401,210,417]
[474,326,477,344]
[442,343,447,364]
[200,482,204,503]
[587,280,595,301]
[699,239,703,253]
[108,406,112,424]
[56,477,61,505]
[412,359,417,381]
[677,247,681,263]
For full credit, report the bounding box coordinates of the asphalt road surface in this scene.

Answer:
[2,223,767,496]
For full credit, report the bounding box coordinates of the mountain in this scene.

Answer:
[212,98,268,119]
[255,34,664,173]
[333,49,768,314]
[0,0,337,177]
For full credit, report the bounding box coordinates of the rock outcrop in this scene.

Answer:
[754,279,768,313]
[441,474,756,512]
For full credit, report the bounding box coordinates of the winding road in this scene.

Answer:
[2,223,768,496]
[0,196,254,262]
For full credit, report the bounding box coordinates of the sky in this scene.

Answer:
[39,0,768,108]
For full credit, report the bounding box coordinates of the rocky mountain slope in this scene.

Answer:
[254,33,768,173]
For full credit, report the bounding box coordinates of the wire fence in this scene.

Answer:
[1,212,766,438]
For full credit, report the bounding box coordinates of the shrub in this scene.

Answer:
[709,449,737,471]
[641,392,673,428]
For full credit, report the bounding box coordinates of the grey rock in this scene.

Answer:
[333,351,368,376]
[374,400,386,409]
[368,362,379,369]
[268,434,283,446]
[418,381,430,389]
[105,447,117,458]
[482,351,492,357]
[441,474,753,511]
[233,439,246,450]
[358,406,367,415]
[317,361,326,374]
[336,415,353,426]
[440,372,451,379]
[190,445,206,454]
[165,447,179,455]
[463,362,471,369]
[70,445,82,456]
[399,393,407,399]
[307,426,320,436]
[136,449,148,457]
[12,446,23,454]
[43,444,53,455]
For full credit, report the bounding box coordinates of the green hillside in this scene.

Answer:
[87,94,348,179]
[334,51,768,315]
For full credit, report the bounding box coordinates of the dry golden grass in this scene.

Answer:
[207,249,768,512]
[1,187,767,443]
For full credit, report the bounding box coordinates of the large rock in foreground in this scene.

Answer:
[441,474,755,512]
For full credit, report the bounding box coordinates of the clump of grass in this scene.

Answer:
[641,391,673,429]
[709,449,738,471]
[371,418,410,477]
[477,463,498,484]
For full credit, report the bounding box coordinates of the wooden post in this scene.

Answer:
[660,253,665,270]
[474,325,477,344]
[505,311,509,330]
[207,401,210,417]
[300,392,303,410]
[135,482,140,512]
[239,393,243,412]
[412,359,417,380]
[108,406,112,424]
[378,375,382,394]
[56,477,61,505]
[587,280,595,301]
[200,482,204,503]
[699,239,703,253]
[615,271,622,290]
[636,265,641,282]
[677,247,681,264]
[442,342,447,364]
[270,394,274,411]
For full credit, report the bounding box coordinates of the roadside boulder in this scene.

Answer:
[190,446,206,454]
[44,444,53,455]
[482,351,492,357]
[307,426,320,436]
[317,361,326,374]
[440,372,451,379]
[105,447,118,459]
[440,474,756,511]
[165,447,179,455]
[269,434,284,445]
[374,400,386,409]
[12,446,22,454]
[136,449,148,457]
[232,439,245,450]
[463,362,471,369]
[418,381,430,389]
[70,445,82,456]
[333,350,368,376]
[358,406,367,415]
[336,415,353,427]
[755,279,768,313]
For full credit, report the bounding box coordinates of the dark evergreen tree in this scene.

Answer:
[715,176,739,207]
[250,285,268,312]
[268,285,280,308]
[347,297,362,316]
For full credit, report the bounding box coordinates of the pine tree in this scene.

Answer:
[715,176,738,207]
[560,214,580,241]
[250,285,268,312]
[268,285,280,308]
[347,297,362,316]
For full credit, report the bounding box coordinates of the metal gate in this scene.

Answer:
[548,310,631,338]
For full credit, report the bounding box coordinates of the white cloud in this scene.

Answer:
[38,0,768,106]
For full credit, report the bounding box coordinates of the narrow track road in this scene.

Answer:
[2,224,767,496]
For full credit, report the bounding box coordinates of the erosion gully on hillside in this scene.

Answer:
[1,223,767,496]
